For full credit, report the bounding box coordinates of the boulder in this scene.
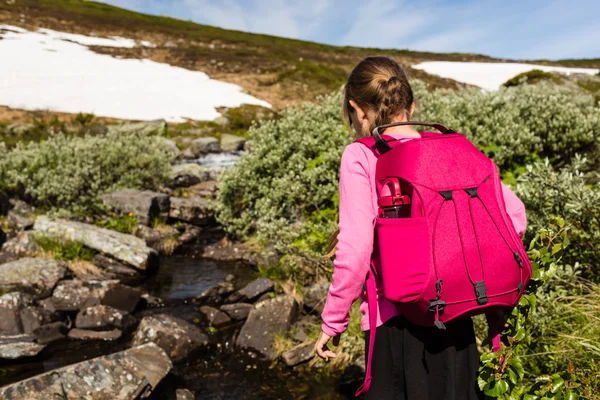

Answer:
[177,223,202,245]
[6,199,36,232]
[0,231,40,257]
[281,341,316,366]
[68,328,122,341]
[213,115,230,127]
[159,137,181,159]
[92,254,142,281]
[235,277,274,302]
[34,216,159,271]
[48,280,98,311]
[176,389,195,400]
[100,282,142,313]
[76,305,134,330]
[0,335,45,359]
[197,281,235,305]
[220,133,247,152]
[32,321,69,344]
[199,305,231,327]
[243,140,254,152]
[0,258,67,298]
[236,295,298,360]
[169,196,212,225]
[0,343,172,399]
[220,303,253,321]
[191,137,220,156]
[188,180,218,198]
[131,314,209,363]
[108,119,167,136]
[303,280,330,314]
[181,148,196,160]
[0,293,34,334]
[169,163,210,188]
[134,224,180,255]
[101,189,170,226]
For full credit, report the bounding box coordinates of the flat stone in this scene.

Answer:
[220,303,253,321]
[237,277,274,301]
[199,305,231,327]
[34,216,159,271]
[0,343,172,399]
[197,281,235,305]
[169,163,210,188]
[92,254,141,280]
[100,282,142,313]
[0,335,45,359]
[236,295,298,360]
[169,196,212,225]
[0,258,67,298]
[48,280,97,311]
[282,341,316,366]
[76,305,134,330]
[131,314,209,363]
[68,328,122,341]
[19,306,59,335]
[32,321,68,344]
[220,133,247,152]
[101,189,170,226]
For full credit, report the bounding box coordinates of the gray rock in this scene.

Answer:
[291,315,318,343]
[178,224,202,245]
[108,119,167,136]
[0,258,67,298]
[220,133,247,152]
[0,292,34,335]
[92,254,141,280]
[34,216,159,271]
[100,282,142,313]
[19,306,59,335]
[197,281,235,304]
[182,148,196,160]
[176,389,195,400]
[101,189,170,226]
[134,224,180,255]
[281,341,316,366]
[169,163,210,187]
[76,305,134,330]
[169,196,212,225]
[213,115,230,127]
[199,305,231,327]
[6,199,36,232]
[236,295,298,360]
[0,231,40,257]
[220,303,253,321]
[159,137,181,159]
[0,335,45,359]
[188,180,218,198]
[191,137,220,156]
[132,314,209,363]
[68,328,122,341]
[0,343,172,399]
[304,280,330,314]
[243,140,254,152]
[49,280,97,311]
[237,277,274,301]
[32,321,68,344]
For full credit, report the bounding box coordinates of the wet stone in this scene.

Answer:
[32,321,68,344]
[100,282,142,313]
[176,388,195,400]
[0,335,45,359]
[220,303,253,321]
[199,305,231,327]
[19,306,59,335]
[68,328,122,341]
[131,314,209,363]
[236,277,274,302]
[76,305,134,330]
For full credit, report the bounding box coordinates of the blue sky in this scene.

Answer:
[102,0,600,60]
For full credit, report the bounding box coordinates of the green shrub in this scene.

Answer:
[503,69,560,88]
[515,157,600,277]
[94,214,139,234]
[0,131,175,215]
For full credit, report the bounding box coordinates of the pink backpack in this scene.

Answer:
[353,122,532,396]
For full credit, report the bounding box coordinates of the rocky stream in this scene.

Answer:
[0,129,361,400]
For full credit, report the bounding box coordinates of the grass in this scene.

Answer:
[33,235,97,262]
[95,214,138,234]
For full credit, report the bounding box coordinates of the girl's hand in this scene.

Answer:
[314,330,340,361]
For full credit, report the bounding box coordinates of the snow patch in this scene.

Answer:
[412,61,600,91]
[0,25,270,122]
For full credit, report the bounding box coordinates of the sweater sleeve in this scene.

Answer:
[321,143,375,337]
[501,182,527,238]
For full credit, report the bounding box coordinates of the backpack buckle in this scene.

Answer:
[474,281,488,305]
[428,300,446,314]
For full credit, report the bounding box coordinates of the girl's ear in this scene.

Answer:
[409,102,416,119]
[349,99,368,123]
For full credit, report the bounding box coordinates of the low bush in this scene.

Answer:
[0,131,176,215]
[503,69,560,88]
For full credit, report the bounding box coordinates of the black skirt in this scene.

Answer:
[363,315,483,400]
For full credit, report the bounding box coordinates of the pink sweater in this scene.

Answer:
[321,133,528,336]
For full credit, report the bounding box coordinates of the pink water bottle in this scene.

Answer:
[378,178,411,218]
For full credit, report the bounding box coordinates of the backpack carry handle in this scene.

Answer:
[372,121,456,155]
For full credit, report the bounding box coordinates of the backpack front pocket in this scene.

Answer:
[376,216,430,303]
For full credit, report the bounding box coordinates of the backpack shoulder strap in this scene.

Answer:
[354,134,397,157]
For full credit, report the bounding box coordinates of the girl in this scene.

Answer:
[314,56,527,399]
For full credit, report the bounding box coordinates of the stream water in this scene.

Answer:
[0,248,354,399]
